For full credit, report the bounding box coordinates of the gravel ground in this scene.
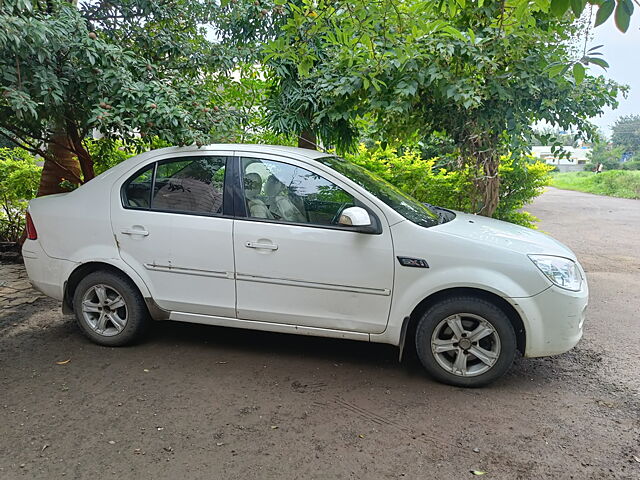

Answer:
[0,187,638,479]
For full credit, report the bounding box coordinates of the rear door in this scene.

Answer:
[232,154,395,334]
[110,152,236,317]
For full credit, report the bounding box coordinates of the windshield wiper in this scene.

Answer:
[424,203,454,224]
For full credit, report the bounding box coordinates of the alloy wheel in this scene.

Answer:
[81,284,128,337]
[430,313,501,377]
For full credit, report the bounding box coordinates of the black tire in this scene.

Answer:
[415,296,516,387]
[73,270,149,346]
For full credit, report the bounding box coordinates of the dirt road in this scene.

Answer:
[1,187,638,479]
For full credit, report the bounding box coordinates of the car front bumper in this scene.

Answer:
[512,283,588,358]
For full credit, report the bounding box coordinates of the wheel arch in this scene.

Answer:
[63,261,166,320]
[399,287,526,359]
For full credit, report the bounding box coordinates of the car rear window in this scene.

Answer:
[122,156,227,216]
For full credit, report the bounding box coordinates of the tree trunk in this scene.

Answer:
[66,119,95,182]
[298,129,317,150]
[36,128,82,197]
[478,156,500,217]
[464,129,500,218]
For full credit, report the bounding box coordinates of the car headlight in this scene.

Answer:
[528,255,582,291]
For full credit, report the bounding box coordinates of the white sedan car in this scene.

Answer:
[22,144,588,387]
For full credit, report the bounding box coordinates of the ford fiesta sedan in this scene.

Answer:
[22,144,588,387]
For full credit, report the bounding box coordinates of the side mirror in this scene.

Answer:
[338,206,372,227]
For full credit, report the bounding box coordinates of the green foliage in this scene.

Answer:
[611,114,640,154]
[346,144,473,211]
[346,144,553,228]
[494,157,555,227]
[621,157,640,171]
[0,0,228,186]
[586,143,625,171]
[87,137,171,175]
[216,1,362,149]
[552,170,640,198]
[238,0,622,216]
[0,148,41,242]
[531,127,580,147]
[206,69,298,146]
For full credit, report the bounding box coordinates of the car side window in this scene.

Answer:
[152,157,226,215]
[123,165,154,208]
[122,156,227,215]
[241,157,355,226]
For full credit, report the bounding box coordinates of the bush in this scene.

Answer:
[586,143,625,171]
[345,144,553,228]
[494,156,555,227]
[621,157,640,171]
[0,148,42,242]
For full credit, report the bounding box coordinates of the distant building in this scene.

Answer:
[531,146,591,172]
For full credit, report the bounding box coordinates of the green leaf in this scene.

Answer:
[614,0,633,32]
[572,63,585,85]
[550,0,570,17]
[586,57,610,69]
[594,0,615,27]
[570,0,586,17]
[547,63,566,77]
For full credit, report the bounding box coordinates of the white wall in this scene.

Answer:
[531,146,591,170]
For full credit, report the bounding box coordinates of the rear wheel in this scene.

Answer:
[415,296,516,387]
[73,270,149,346]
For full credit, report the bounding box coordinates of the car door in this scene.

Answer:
[111,153,236,317]
[233,154,395,334]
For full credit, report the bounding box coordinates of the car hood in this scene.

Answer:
[434,211,576,259]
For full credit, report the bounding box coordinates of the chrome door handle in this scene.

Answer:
[121,228,149,236]
[245,241,278,250]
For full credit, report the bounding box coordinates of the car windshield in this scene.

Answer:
[318,156,440,228]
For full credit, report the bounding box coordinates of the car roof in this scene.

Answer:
[145,144,333,161]
[84,143,337,190]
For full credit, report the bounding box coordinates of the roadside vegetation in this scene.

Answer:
[552,170,640,199]
[0,148,41,242]
[587,115,640,171]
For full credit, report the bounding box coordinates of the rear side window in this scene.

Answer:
[122,156,227,215]
[123,166,153,208]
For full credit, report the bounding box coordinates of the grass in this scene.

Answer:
[551,170,640,200]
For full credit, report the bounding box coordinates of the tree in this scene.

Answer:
[215,1,361,150]
[587,142,625,170]
[611,114,640,155]
[0,0,226,196]
[256,1,623,216]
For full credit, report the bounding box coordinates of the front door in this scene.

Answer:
[233,155,394,334]
[111,154,236,317]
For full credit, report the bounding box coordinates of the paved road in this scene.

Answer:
[528,187,640,386]
[0,188,638,479]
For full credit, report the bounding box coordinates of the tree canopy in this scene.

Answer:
[217,0,624,214]
[0,0,227,194]
[611,115,640,155]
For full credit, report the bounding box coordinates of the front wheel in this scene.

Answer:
[415,296,517,387]
[73,270,149,346]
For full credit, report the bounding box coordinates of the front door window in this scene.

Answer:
[241,157,355,226]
